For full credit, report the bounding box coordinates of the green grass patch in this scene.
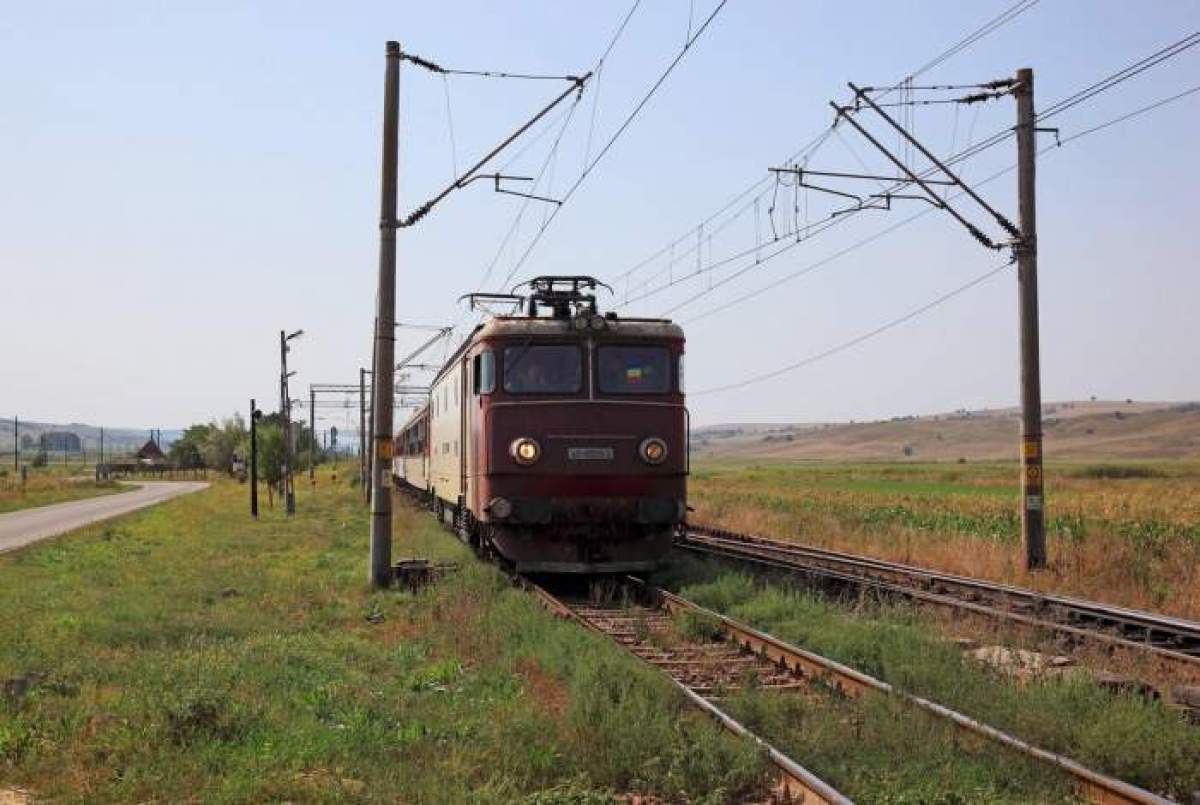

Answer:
[0,482,771,802]
[0,479,129,514]
[726,690,1075,804]
[816,477,1015,497]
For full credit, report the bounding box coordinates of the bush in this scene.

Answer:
[163,686,249,745]
[676,609,725,642]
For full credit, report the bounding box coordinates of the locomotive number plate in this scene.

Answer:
[568,447,614,461]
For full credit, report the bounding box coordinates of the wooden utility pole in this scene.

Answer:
[250,399,259,518]
[369,41,401,588]
[1015,67,1046,570]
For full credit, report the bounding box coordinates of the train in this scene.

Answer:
[393,276,688,573]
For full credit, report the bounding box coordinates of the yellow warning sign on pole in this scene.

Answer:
[377,438,394,460]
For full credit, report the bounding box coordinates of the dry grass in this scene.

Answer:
[694,402,1200,462]
[689,461,1200,619]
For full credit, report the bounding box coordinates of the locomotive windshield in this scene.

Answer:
[598,345,671,394]
[503,344,583,394]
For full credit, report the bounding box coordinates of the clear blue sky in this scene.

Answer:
[2,1,1197,430]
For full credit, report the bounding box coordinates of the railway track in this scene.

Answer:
[681,524,1200,668]
[525,578,850,804]
[397,490,1180,801]
[527,576,1171,805]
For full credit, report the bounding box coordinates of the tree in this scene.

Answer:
[203,414,247,473]
[255,423,285,509]
[169,424,212,468]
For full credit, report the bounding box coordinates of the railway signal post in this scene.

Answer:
[1014,67,1046,570]
[368,41,401,588]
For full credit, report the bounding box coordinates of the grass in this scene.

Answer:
[0,476,771,803]
[652,560,1200,801]
[652,598,1077,802]
[0,473,129,514]
[688,460,1200,617]
[726,691,1074,804]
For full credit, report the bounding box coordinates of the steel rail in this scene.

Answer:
[522,579,852,804]
[682,526,1200,667]
[640,580,1172,805]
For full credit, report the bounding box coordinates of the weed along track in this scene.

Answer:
[408,486,1179,803]
[526,575,1171,805]
[524,577,851,804]
[682,524,1200,669]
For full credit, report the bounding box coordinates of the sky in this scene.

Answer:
[2,1,1198,431]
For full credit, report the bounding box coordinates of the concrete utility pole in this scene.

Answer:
[250,399,259,518]
[13,416,17,471]
[1015,67,1046,570]
[368,41,401,588]
[280,331,291,515]
[309,386,316,487]
[368,322,377,508]
[359,367,368,500]
[280,329,303,515]
[99,427,104,466]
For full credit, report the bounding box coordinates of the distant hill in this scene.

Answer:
[691,401,1200,462]
[0,418,180,455]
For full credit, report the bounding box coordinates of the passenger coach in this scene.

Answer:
[395,276,687,573]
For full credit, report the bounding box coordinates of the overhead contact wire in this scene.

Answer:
[609,0,1040,292]
[495,0,731,292]
[691,261,1014,396]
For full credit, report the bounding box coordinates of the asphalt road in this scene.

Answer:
[0,481,209,554]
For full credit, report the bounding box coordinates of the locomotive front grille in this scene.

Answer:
[499,496,684,526]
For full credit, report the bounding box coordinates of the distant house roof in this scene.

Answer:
[135,438,166,462]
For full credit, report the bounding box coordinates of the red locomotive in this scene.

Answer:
[394,276,687,573]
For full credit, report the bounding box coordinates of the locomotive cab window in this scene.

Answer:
[503,344,582,394]
[473,351,495,395]
[598,345,671,394]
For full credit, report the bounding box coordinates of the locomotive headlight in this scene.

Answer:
[510,437,542,465]
[589,315,607,331]
[639,437,668,465]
